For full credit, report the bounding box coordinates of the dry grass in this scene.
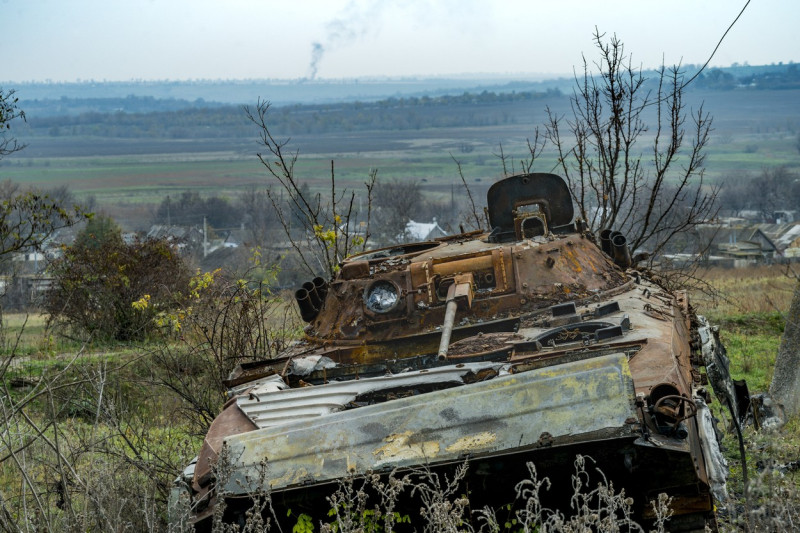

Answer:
[690,265,796,318]
[2,312,48,349]
[0,312,86,359]
[685,264,793,392]
[718,422,800,532]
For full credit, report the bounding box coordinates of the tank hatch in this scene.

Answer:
[487,173,575,243]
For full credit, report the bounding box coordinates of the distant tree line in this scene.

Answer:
[693,64,800,90]
[31,107,253,139]
[719,166,800,221]
[20,94,226,118]
[19,64,800,141]
[154,191,241,229]
[17,63,800,140]
[24,88,560,139]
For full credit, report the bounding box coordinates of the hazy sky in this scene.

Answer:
[2,0,797,83]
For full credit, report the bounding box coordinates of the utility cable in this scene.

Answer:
[682,0,751,89]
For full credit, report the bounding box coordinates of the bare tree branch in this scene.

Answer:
[450,154,482,231]
[245,99,373,279]
[544,30,718,266]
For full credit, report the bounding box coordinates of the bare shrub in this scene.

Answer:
[0,355,190,533]
[149,265,300,435]
[245,100,375,279]
[321,472,413,533]
[206,448,281,533]
[371,178,423,245]
[477,456,672,533]
[208,455,675,533]
[545,30,717,260]
[412,462,472,533]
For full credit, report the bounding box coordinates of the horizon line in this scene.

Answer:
[3,61,794,86]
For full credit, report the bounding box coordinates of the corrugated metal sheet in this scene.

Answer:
[236,363,507,429]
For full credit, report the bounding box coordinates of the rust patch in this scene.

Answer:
[372,431,440,464]
[563,247,584,273]
[445,432,497,453]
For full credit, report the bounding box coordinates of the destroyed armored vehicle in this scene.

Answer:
[173,173,745,531]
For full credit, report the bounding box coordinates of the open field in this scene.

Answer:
[0,88,796,232]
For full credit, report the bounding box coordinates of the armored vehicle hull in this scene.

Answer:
[173,174,741,531]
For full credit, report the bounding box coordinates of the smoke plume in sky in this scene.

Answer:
[308,1,391,79]
[1,0,797,82]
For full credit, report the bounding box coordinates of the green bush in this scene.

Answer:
[44,215,191,342]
